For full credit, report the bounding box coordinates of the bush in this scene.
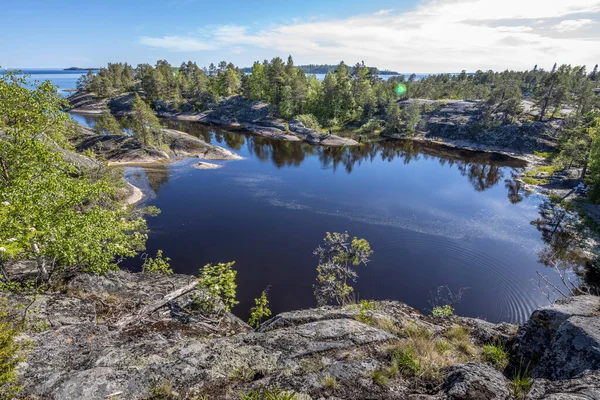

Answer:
[0,299,26,399]
[482,344,509,370]
[393,346,421,376]
[359,118,383,134]
[313,232,373,306]
[295,114,321,130]
[356,299,376,324]
[432,305,454,318]
[197,261,239,312]
[142,250,173,274]
[248,290,272,328]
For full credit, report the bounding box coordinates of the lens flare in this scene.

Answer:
[395,83,407,96]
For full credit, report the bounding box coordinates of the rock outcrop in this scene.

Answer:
[166,96,357,147]
[71,124,241,164]
[444,363,511,400]
[386,99,560,155]
[510,295,600,380]
[68,92,356,148]
[7,267,600,400]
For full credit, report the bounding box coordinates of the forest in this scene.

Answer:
[77,57,600,202]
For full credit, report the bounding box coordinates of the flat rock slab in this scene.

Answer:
[194,161,221,169]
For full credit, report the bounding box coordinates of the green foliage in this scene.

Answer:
[522,177,539,185]
[431,305,454,318]
[482,344,509,370]
[356,299,376,324]
[0,298,27,399]
[145,381,177,400]
[197,261,239,313]
[512,367,533,399]
[393,345,421,377]
[402,102,422,135]
[0,71,150,280]
[295,114,321,130]
[313,231,373,306]
[248,290,272,328]
[239,385,296,400]
[127,94,163,146]
[533,151,556,159]
[385,102,402,132]
[94,109,122,135]
[359,118,384,134]
[230,365,255,382]
[142,250,173,274]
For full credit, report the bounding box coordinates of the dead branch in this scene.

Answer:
[114,279,199,329]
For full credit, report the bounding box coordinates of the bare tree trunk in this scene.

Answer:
[31,241,48,281]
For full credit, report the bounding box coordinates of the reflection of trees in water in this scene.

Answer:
[531,199,592,271]
[142,163,170,194]
[457,164,503,192]
[161,118,526,194]
[505,175,524,204]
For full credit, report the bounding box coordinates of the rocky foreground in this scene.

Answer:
[6,269,599,400]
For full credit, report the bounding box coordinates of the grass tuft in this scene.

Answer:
[482,344,509,370]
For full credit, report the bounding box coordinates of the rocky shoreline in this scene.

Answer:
[71,123,242,165]
[6,267,599,400]
[69,93,358,148]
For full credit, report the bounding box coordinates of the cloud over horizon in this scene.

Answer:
[138,0,600,72]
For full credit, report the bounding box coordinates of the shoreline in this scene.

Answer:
[124,182,144,205]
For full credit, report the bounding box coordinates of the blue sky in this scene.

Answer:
[2,0,600,72]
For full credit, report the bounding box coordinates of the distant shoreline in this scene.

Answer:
[64,67,100,71]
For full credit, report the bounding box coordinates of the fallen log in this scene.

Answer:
[114,279,199,329]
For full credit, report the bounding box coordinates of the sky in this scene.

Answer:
[2,0,600,72]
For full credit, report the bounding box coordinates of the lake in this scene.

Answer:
[22,69,562,324]
[0,68,91,96]
[118,120,557,324]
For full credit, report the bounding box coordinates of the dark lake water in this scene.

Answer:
[16,69,563,323]
[114,120,558,324]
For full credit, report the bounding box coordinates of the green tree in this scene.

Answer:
[128,94,162,146]
[0,72,152,280]
[403,102,422,135]
[94,109,122,135]
[582,116,600,202]
[313,231,373,306]
[385,102,402,132]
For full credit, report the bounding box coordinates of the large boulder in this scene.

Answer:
[510,295,600,380]
[444,363,511,400]
[525,370,600,399]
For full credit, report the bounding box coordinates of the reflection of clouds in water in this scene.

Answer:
[230,173,543,252]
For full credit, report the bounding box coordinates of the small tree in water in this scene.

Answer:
[313,232,373,306]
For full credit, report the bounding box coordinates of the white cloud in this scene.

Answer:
[552,18,594,32]
[139,35,216,51]
[138,0,600,71]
